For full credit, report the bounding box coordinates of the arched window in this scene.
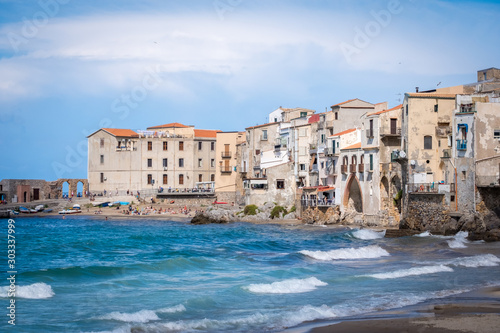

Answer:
[343,156,348,165]
[360,154,364,165]
[351,155,357,165]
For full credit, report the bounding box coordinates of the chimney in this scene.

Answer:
[415,87,419,93]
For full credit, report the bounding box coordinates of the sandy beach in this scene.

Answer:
[301,287,500,333]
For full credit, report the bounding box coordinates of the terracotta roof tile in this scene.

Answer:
[367,104,402,116]
[147,122,190,129]
[194,129,221,138]
[245,122,278,130]
[330,128,357,137]
[331,99,356,108]
[341,142,362,150]
[102,128,139,137]
[308,114,320,124]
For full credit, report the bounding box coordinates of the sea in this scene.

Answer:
[2,216,500,332]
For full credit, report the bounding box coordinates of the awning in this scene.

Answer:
[250,179,268,185]
[318,186,335,192]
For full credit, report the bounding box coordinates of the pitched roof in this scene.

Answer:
[331,99,356,107]
[367,104,402,117]
[341,142,362,150]
[245,122,277,130]
[147,122,190,130]
[194,129,221,138]
[330,128,357,137]
[308,114,320,124]
[101,128,138,137]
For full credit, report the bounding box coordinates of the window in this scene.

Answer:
[424,136,432,149]
[163,174,168,184]
[300,112,307,117]
[179,158,184,167]
[147,174,152,185]
[434,104,438,113]
[211,142,215,151]
[406,104,408,116]
[460,104,473,113]
[461,170,466,181]
[198,158,202,167]
[335,112,338,120]
[100,155,104,164]
[494,130,500,139]
[390,118,397,134]
[179,174,184,185]
[321,134,325,143]
[369,154,373,171]
[211,159,215,167]
[163,141,168,151]
[320,162,324,169]
[274,117,278,122]
[100,138,105,148]
[343,156,348,166]
[262,130,268,140]
[147,158,152,168]
[198,142,202,150]
[163,158,168,168]
[300,164,306,171]
[277,180,285,189]
[352,155,357,165]
[255,149,260,155]
[369,119,374,137]
[211,174,215,181]
[179,141,184,151]
[199,174,203,182]
[148,141,152,151]
[100,173,104,183]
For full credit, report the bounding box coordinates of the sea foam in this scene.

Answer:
[0,282,54,299]
[448,254,500,268]
[245,277,327,294]
[366,265,453,279]
[156,304,186,313]
[447,231,469,248]
[300,245,390,261]
[351,229,386,240]
[414,231,432,237]
[98,309,160,323]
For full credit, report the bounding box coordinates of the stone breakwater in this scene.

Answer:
[191,203,297,225]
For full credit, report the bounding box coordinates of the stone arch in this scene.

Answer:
[391,175,402,195]
[343,174,363,213]
[53,179,89,198]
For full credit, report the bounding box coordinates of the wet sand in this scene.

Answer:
[305,287,500,333]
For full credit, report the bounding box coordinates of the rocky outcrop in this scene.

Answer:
[400,193,500,241]
[190,203,298,224]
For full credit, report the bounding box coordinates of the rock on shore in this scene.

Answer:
[190,203,297,224]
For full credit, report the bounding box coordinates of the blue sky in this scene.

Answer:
[0,0,499,180]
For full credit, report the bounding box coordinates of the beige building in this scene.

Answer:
[87,124,220,195]
[214,131,245,203]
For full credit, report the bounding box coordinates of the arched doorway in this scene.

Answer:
[344,175,363,213]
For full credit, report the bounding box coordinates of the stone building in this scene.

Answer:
[87,124,220,195]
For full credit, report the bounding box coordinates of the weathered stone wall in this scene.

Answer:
[401,193,452,233]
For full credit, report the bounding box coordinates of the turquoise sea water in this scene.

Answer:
[2,216,500,332]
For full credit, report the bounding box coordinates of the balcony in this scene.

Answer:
[456,139,467,151]
[349,164,357,173]
[115,146,137,152]
[358,164,364,173]
[380,127,401,137]
[366,129,374,138]
[324,148,338,156]
[408,183,439,194]
[220,166,232,174]
[221,151,232,158]
[441,149,451,159]
[341,165,348,174]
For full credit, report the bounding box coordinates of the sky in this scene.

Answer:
[0,0,499,180]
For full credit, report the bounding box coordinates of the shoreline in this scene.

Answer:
[285,286,500,333]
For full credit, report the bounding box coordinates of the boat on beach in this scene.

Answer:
[58,205,82,214]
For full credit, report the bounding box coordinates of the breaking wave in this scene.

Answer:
[300,245,390,261]
[366,265,454,279]
[0,282,54,299]
[245,277,327,294]
[351,229,386,240]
